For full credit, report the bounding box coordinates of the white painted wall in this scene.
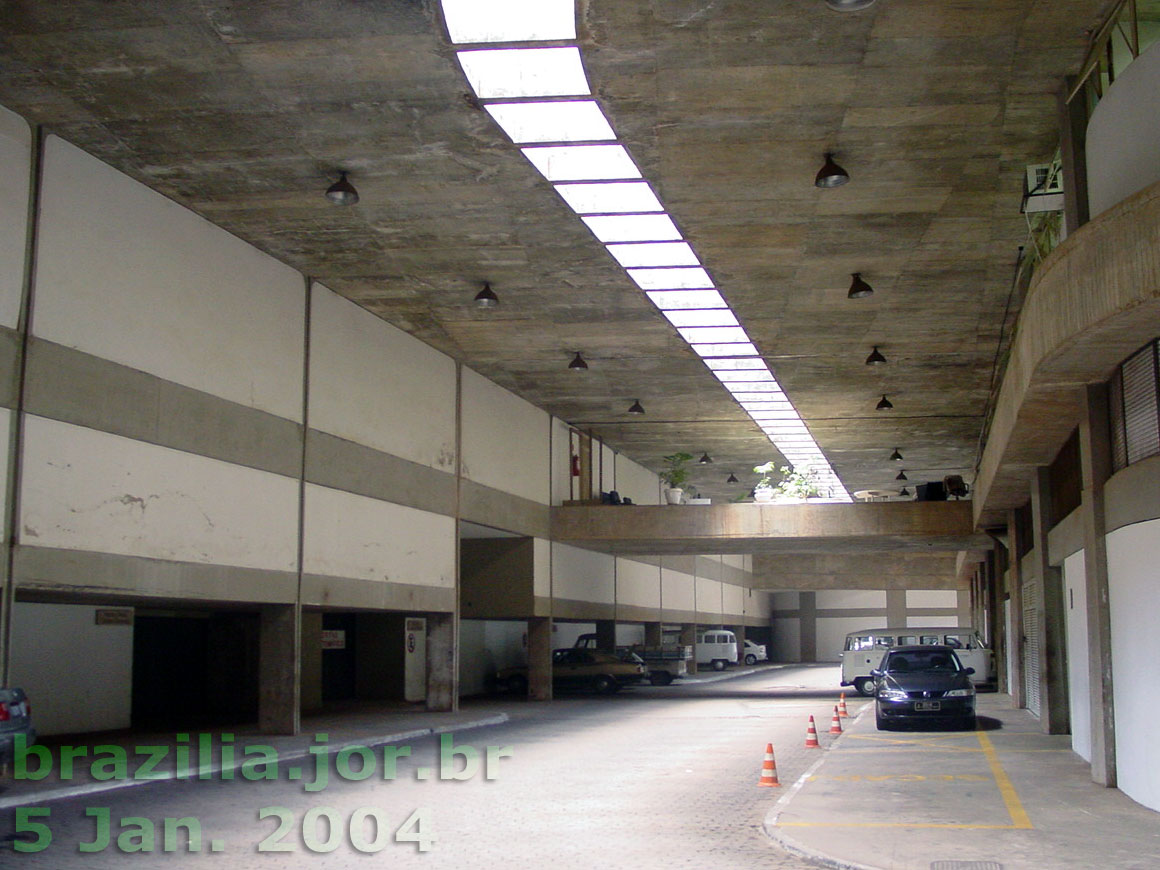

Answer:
[309,287,456,472]
[459,619,527,695]
[771,618,801,662]
[533,537,551,598]
[615,454,661,506]
[20,416,299,571]
[744,588,772,620]
[550,418,574,505]
[907,615,965,628]
[906,589,958,608]
[661,567,695,613]
[816,589,887,609]
[616,557,660,610]
[552,622,594,649]
[722,582,744,618]
[9,602,133,735]
[1087,42,1160,217]
[696,577,723,619]
[598,442,616,494]
[817,616,888,662]
[1106,518,1160,811]
[1062,549,1092,762]
[461,367,550,504]
[33,137,305,421]
[303,483,455,587]
[552,543,614,604]
[0,105,30,329]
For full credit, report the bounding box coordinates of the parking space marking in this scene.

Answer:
[978,730,1032,829]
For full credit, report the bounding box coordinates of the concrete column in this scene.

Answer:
[984,551,1000,648]
[1079,383,1117,787]
[259,604,300,735]
[731,625,746,663]
[885,589,907,627]
[1007,510,1027,709]
[800,592,817,662]
[1031,466,1070,735]
[425,612,457,712]
[680,623,697,675]
[594,619,616,651]
[527,616,553,701]
[300,610,323,714]
[644,622,662,648]
[1058,76,1090,235]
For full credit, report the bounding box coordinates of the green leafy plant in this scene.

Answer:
[753,462,821,500]
[660,452,694,489]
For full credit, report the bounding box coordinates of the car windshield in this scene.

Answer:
[885,650,960,673]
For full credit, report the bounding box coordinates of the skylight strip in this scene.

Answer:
[628,267,714,290]
[554,181,664,214]
[606,242,699,268]
[582,214,681,242]
[741,401,795,412]
[722,380,782,392]
[442,0,576,44]
[703,358,768,371]
[713,369,774,382]
[663,309,740,328]
[521,145,643,181]
[693,343,760,358]
[457,47,590,99]
[746,410,801,420]
[645,290,729,310]
[677,326,750,344]
[485,101,615,144]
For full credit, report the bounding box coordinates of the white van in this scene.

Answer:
[840,627,995,696]
[696,630,739,671]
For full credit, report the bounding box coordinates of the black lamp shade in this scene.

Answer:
[815,153,849,188]
[848,273,874,299]
[876,395,893,410]
[865,346,887,365]
[568,352,588,371]
[474,283,499,308]
[325,171,359,205]
[627,400,645,415]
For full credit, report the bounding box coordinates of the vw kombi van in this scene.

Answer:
[695,630,739,671]
[840,627,995,695]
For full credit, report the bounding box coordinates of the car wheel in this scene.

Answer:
[508,674,528,696]
[744,654,757,666]
[592,675,619,694]
[712,659,727,671]
[875,709,891,731]
[649,671,674,686]
[854,676,877,697]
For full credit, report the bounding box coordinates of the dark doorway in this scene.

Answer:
[321,613,358,701]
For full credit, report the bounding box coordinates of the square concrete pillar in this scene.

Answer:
[730,625,746,663]
[1007,510,1027,709]
[527,617,553,701]
[594,619,616,651]
[644,622,662,648]
[300,610,322,714]
[1031,466,1070,735]
[680,623,698,674]
[425,612,457,712]
[259,604,300,736]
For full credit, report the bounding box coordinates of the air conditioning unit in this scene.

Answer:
[1023,162,1065,213]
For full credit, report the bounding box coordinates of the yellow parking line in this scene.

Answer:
[977,730,1033,829]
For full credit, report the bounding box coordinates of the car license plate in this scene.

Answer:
[914,700,941,711]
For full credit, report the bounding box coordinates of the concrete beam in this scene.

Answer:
[552,501,989,556]
[753,552,962,590]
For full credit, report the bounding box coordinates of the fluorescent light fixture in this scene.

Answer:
[457,47,590,99]
[645,289,728,310]
[704,358,767,371]
[554,181,663,214]
[582,213,681,242]
[677,326,750,345]
[485,101,615,144]
[692,343,759,358]
[606,242,698,268]
[441,0,576,44]
[713,369,774,382]
[627,267,714,290]
[521,145,642,181]
[664,309,740,328]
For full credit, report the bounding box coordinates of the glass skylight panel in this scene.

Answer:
[606,242,698,268]
[663,310,739,328]
[582,214,681,242]
[677,326,750,345]
[723,381,781,392]
[692,343,759,358]
[645,289,728,310]
[704,358,768,371]
[485,101,615,144]
[457,48,590,99]
[554,182,663,214]
[741,401,793,411]
[628,267,713,290]
[441,0,576,44]
[746,410,801,420]
[714,369,774,382]
[521,145,642,181]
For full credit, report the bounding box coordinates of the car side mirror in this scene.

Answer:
[869,669,882,678]
[964,667,975,675]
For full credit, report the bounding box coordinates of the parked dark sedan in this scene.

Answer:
[871,645,976,731]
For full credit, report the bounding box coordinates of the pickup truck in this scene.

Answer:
[573,633,691,685]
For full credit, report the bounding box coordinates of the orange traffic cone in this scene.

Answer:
[758,743,780,787]
[805,715,820,748]
[830,705,844,734]
[838,693,849,717]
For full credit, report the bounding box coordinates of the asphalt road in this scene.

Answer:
[0,664,852,868]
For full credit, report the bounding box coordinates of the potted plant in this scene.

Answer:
[753,463,821,503]
[660,452,693,504]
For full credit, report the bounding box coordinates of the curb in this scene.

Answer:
[0,713,510,810]
[762,705,887,870]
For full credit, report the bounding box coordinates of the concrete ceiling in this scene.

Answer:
[0,0,1109,505]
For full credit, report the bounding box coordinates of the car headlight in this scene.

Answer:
[879,688,908,701]
[945,688,974,697]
